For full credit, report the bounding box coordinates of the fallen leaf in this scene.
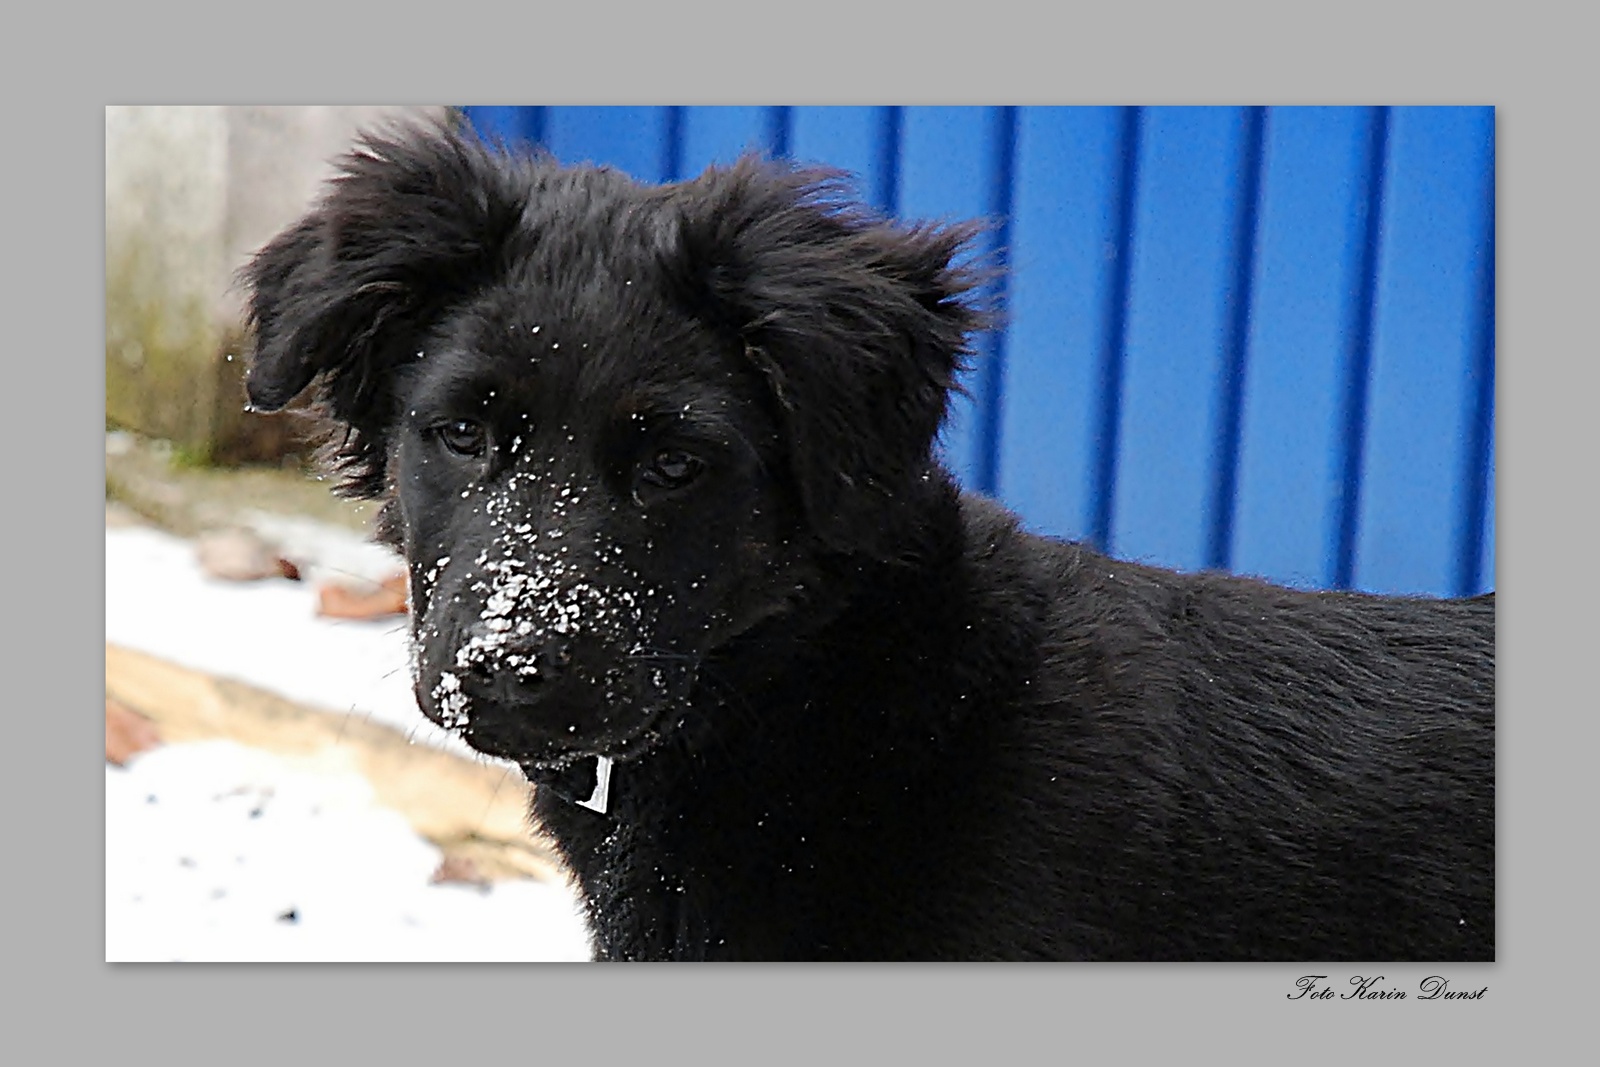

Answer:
[431,853,491,888]
[197,528,298,582]
[316,571,409,619]
[106,698,162,765]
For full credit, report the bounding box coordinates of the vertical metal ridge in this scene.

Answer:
[1092,106,1142,553]
[661,106,685,183]
[1457,111,1496,596]
[1207,106,1268,571]
[875,107,902,216]
[1333,105,1390,591]
[976,106,1019,497]
[523,107,548,150]
[765,106,792,159]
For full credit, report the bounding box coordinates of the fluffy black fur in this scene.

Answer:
[242,119,1494,961]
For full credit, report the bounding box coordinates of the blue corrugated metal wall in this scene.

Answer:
[461,105,1496,598]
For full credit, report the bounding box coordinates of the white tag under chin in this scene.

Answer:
[577,755,613,814]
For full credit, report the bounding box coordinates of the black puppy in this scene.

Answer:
[242,119,1494,961]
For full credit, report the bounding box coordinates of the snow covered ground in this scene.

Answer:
[105,519,594,962]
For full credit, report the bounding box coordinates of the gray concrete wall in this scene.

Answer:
[106,105,453,461]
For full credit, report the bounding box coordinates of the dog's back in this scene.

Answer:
[943,497,1494,960]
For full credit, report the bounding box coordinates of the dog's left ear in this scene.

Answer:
[674,158,988,558]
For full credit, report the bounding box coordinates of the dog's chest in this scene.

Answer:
[544,782,894,960]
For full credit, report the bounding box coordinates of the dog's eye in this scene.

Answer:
[640,448,705,491]
[435,420,488,458]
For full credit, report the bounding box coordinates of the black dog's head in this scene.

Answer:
[241,118,984,767]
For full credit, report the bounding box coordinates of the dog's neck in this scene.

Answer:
[530,474,980,822]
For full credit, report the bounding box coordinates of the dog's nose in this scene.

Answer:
[455,626,574,705]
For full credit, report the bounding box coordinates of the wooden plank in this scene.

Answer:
[105,642,565,883]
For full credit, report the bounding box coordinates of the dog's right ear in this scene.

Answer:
[240,119,525,496]
[670,157,989,559]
